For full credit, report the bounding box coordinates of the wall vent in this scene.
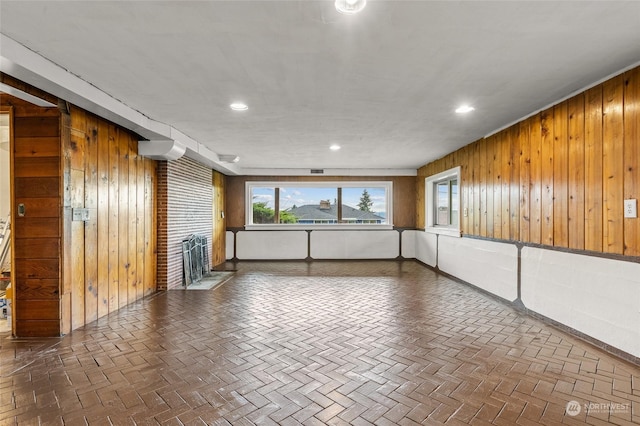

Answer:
[310,169,324,174]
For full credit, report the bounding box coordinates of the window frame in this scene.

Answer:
[425,167,461,237]
[245,181,393,230]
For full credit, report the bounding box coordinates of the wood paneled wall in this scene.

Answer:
[212,170,226,266]
[226,176,416,229]
[3,93,62,337]
[3,75,159,337]
[63,106,157,333]
[417,66,640,257]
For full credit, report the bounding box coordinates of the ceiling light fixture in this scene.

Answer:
[230,103,248,111]
[330,144,341,151]
[455,105,475,114]
[335,0,366,15]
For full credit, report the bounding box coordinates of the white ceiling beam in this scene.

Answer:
[0,34,241,175]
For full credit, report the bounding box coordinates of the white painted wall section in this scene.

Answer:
[438,236,518,301]
[311,230,399,259]
[401,230,416,259]
[226,231,235,260]
[521,247,640,358]
[236,231,308,260]
[415,231,438,267]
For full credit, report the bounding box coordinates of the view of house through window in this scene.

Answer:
[247,182,392,226]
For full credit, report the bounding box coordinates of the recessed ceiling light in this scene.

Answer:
[335,0,366,15]
[330,144,341,151]
[230,103,248,111]
[455,105,475,114]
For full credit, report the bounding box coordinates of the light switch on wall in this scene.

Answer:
[624,199,637,218]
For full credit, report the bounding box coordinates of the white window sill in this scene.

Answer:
[425,226,461,237]
[245,224,394,231]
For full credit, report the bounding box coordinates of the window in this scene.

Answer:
[425,167,461,236]
[246,181,393,229]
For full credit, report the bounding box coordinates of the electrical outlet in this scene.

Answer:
[624,199,637,218]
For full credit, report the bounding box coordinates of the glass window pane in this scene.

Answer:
[450,179,458,226]
[436,181,450,225]
[280,187,337,224]
[251,187,275,224]
[342,187,387,224]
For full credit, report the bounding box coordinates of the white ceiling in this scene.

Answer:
[1,1,640,175]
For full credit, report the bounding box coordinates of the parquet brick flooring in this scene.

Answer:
[1,261,639,425]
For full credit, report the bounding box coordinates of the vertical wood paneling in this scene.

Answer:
[471,142,480,235]
[485,136,495,238]
[70,166,85,330]
[5,82,156,337]
[460,146,470,234]
[553,102,569,247]
[212,171,227,266]
[509,126,521,241]
[416,65,638,261]
[136,151,146,300]
[64,106,156,331]
[479,138,487,237]
[529,113,542,244]
[97,120,110,317]
[568,94,585,250]
[108,124,120,311]
[501,130,511,239]
[493,132,502,239]
[128,140,137,305]
[84,115,98,324]
[144,161,156,296]
[584,86,603,252]
[416,167,426,229]
[118,133,129,308]
[540,108,555,245]
[602,75,625,254]
[519,119,531,243]
[623,68,639,256]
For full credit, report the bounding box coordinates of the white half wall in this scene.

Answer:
[438,235,518,301]
[311,230,399,259]
[226,231,235,260]
[236,231,308,260]
[401,230,416,259]
[521,247,640,358]
[415,231,438,267]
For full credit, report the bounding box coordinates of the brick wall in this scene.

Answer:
[157,157,213,290]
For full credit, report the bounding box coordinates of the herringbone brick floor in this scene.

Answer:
[1,261,638,425]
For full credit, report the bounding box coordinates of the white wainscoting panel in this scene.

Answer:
[415,231,438,267]
[521,247,640,358]
[311,230,399,259]
[401,230,416,259]
[226,231,235,260]
[236,231,308,260]
[438,236,518,301]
